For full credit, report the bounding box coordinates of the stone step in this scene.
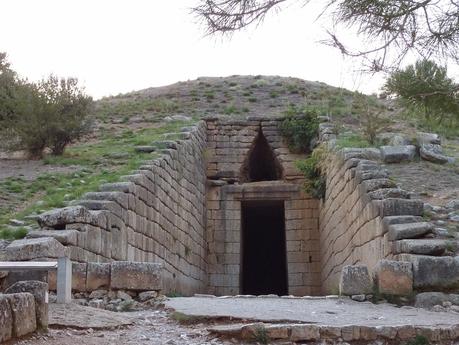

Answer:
[388,222,433,241]
[392,239,449,256]
[26,230,79,246]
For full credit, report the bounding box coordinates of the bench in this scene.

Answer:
[0,257,72,303]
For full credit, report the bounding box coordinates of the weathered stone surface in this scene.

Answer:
[134,146,156,153]
[417,132,441,145]
[393,239,448,255]
[415,292,450,309]
[138,290,158,302]
[5,280,48,329]
[37,206,92,228]
[6,237,67,261]
[380,145,417,163]
[410,255,459,290]
[368,188,410,200]
[72,263,87,292]
[26,230,78,246]
[339,265,372,296]
[375,260,413,296]
[290,325,320,341]
[0,295,13,342]
[380,198,424,217]
[86,263,110,291]
[6,292,37,337]
[111,261,163,291]
[388,222,433,240]
[420,144,449,164]
[446,200,459,211]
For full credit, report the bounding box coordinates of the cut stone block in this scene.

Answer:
[414,292,450,309]
[5,280,48,329]
[417,132,441,145]
[72,263,87,292]
[375,260,413,296]
[0,295,13,342]
[111,261,163,291]
[380,145,417,163]
[6,293,37,337]
[409,255,459,290]
[86,263,111,290]
[339,265,372,296]
[37,206,92,228]
[380,199,424,217]
[26,230,78,246]
[388,222,433,241]
[6,237,67,261]
[392,239,448,255]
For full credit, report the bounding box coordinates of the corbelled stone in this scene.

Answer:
[388,222,433,241]
[37,206,92,228]
[380,145,417,163]
[26,229,78,246]
[410,255,459,290]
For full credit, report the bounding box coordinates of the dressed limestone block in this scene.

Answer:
[0,294,13,342]
[339,265,373,295]
[37,206,92,228]
[374,260,413,296]
[6,237,67,261]
[111,261,163,291]
[5,293,36,337]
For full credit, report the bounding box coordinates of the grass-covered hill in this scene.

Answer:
[0,75,457,239]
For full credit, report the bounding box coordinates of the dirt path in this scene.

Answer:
[11,307,234,345]
[0,159,80,182]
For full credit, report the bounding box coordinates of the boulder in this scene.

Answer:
[5,293,37,337]
[380,145,417,163]
[111,261,163,291]
[339,265,373,296]
[0,295,13,342]
[374,260,413,296]
[446,200,459,211]
[138,290,158,302]
[415,292,449,309]
[420,144,449,164]
[417,132,441,145]
[5,281,48,329]
[6,237,67,261]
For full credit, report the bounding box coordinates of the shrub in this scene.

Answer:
[295,144,328,199]
[353,92,389,145]
[279,107,319,153]
[0,59,93,158]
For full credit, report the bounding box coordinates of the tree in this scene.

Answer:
[384,59,459,124]
[193,0,459,71]
[0,53,93,158]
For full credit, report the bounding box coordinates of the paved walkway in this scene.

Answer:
[165,296,459,327]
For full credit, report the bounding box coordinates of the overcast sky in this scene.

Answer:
[1,0,457,99]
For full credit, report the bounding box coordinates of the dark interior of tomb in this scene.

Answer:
[241,200,288,296]
[241,130,282,182]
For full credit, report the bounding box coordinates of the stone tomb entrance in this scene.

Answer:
[241,200,288,296]
[205,117,321,296]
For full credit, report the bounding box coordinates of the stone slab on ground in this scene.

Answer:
[49,303,134,329]
[165,296,459,327]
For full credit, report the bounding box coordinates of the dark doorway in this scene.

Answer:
[240,129,282,183]
[241,200,288,295]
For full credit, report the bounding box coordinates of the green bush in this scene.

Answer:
[279,107,319,153]
[0,54,93,158]
[295,144,327,199]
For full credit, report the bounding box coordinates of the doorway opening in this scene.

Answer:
[241,200,288,296]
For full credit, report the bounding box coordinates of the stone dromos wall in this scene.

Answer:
[7,122,209,296]
[205,117,321,296]
[319,148,424,293]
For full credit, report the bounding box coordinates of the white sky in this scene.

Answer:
[1,0,457,99]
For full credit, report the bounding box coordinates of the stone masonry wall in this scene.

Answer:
[7,122,209,296]
[319,148,423,293]
[205,117,321,296]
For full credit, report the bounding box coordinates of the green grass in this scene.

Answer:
[335,133,372,149]
[0,120,194,238]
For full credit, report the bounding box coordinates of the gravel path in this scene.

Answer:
[12,307,234,345]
